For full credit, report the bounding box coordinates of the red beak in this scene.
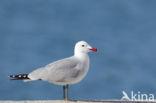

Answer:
[89,48,98,52]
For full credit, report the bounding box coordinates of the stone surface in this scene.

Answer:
[0,100,156,103]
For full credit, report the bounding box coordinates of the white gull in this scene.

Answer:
[9,41,97,100]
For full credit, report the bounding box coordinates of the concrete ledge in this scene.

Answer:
[0,100,156,103]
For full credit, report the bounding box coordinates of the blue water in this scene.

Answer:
[0,0,156,100]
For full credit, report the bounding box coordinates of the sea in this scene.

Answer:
[0,0,156,100]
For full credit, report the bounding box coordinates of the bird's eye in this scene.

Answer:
[82,45,85,47]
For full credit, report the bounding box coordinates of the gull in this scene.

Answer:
[9,41,97,100]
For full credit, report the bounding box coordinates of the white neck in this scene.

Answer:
[74,51,89,61]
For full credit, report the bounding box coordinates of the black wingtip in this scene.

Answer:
[8,75,14,78]
[8,75,17,80]
[8,74,29,80]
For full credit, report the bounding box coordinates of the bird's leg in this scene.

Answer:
[63,85,66,100]
[66,84,69,100]
[63,85,69,100]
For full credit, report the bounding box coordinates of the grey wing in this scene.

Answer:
[28,57,81,82]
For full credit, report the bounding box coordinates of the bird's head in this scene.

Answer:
[74,41,97,55]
